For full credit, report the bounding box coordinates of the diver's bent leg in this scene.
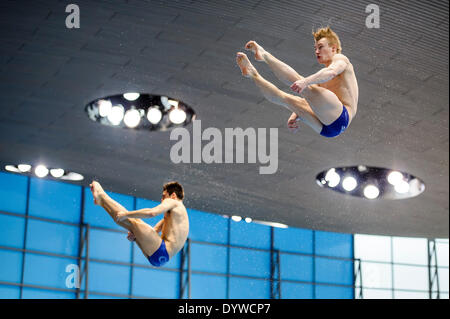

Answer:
[252,74,322,134]
[300,85,344,126]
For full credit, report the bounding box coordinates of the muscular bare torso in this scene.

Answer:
[161,202,189,258]
[319,56,359,123]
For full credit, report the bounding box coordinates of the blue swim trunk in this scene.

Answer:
[320,106,349,138]
[148,240,170,267]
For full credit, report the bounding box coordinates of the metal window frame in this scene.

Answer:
[428,239,441,299]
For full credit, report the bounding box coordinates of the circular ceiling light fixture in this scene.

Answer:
[316,166,425,200]
[85,93,196,132]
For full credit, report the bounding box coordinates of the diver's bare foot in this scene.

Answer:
[236,52,258,78]
[89,181,106,205]
[245,41,266,62]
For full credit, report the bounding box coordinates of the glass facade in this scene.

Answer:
[0,171,447,299]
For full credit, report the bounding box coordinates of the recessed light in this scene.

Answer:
[50,168,65,178]
[252,220,288,228]
[342,176,357,191]
[394,180,410,194]
[325,168,340,188]
[169,108,186,124]
[364,184,380,199]
[60,172,84,181]
[147,107,162,124]
[35,165,49,178]
[387,171,403,185]
[108,105,125,125]
[98,100,112,117]
[123,92,140,101]
[18,164,31,172]
[5,165,19,172]
[123,108,141,128]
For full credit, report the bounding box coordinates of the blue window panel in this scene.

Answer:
[28,178,81,224]
[22,288,76,299]
[315,285,354,299]
[26,220,79,256]
[132,267,178,298]
[136,198,160,210]
[0,172,28,214]
[229,277,270,299]
[83,188,134,230]
[188,209,228,244]
[88,228,131,263]
[0,214,25,248]
[191,243,227,274]
[281,282,314,299]
[0,250,23,283]
[315,257,354,285]
[23,253,77,289]
[86,261,130,295]
[315,231,353,258]
[132,241,181,269]
[230,248,270,278]
[230,221,271,250]
[274,227,313,254]
[280,253,313,282]
[0,285,20,299]
[191,274,227,299]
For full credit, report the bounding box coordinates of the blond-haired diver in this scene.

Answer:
[236,27,358,138]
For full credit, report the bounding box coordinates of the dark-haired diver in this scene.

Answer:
[236,26,358,138]
[90,181,189,267]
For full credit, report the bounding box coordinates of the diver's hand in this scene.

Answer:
[287,112,300,133]
[127,231,136,242]
[290,79,309,94]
